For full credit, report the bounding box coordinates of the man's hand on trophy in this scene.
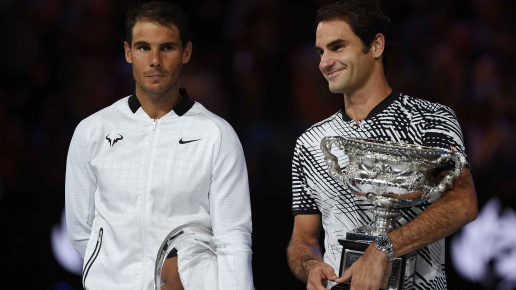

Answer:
[305,260,339,290]
[335,245,391,290]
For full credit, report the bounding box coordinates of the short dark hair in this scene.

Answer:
[125,1,191,48]
[316,0,394,64]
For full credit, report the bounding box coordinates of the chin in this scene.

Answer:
[328,85,344,94]
[327,80,345,93]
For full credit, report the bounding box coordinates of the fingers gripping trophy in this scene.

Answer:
[320,137,467,290]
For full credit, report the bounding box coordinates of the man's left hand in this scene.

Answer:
[335,244,392,290]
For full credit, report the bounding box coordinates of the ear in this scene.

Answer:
[124,41,133,64]
[182,41,192,64]
[372,33,385,60]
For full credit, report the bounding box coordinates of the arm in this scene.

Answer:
[337,167,478,288]
[65,121,96,258]
[210,122,253,290]
[287,214,338,290]
[388,167,477,256]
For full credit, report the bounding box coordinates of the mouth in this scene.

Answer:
[145,74,166,79]
[326,68,344,80]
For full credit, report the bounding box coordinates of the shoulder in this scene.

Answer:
[296,110,341,146]
[395,93,456,115]
[72,97,130,137]
[187,102,240,140]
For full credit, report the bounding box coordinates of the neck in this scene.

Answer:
[136,87,182,119]
[343,71,392,123]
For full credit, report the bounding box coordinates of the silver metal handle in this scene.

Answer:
[426,150,467,200]
[320,136,347,183]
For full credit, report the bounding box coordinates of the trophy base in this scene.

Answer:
[335,235,417,290]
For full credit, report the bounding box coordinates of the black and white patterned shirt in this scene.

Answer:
[292,91,466,290]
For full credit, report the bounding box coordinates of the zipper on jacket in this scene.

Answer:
[142,119,158,286]
[82,228,104,289]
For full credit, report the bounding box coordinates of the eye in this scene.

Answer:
[330,44,344,52]
[162,45,174,51]
[137,45,150,51]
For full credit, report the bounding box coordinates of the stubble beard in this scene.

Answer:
[326,67,349,94]
[137,77,179,101]
[328,78,347,94]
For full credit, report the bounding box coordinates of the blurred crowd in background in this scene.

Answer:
[0,0,514,289]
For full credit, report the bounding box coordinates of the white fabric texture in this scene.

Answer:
[176,241,219,290]
[65,93,254,290]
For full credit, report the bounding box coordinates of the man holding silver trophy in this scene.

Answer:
[287,1,478,289]
[65,1,254,289]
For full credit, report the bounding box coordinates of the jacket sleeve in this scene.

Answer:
[210,121,254,290]
[65,120,96,258]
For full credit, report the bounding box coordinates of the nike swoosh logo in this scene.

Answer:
[179,138,201,144]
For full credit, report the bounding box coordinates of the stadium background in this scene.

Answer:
[0,0,514,289]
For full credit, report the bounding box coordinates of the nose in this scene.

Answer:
[319,51,335,73]
[150,49,162,67]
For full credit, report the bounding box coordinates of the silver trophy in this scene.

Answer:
[320,137,467,290]
[155,224,218,290]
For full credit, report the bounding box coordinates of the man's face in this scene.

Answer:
[124,21,192,98]
[315,20,374,94]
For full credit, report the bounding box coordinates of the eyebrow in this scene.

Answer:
[132,41,180,47]
[160,42,180,47]
[133,41,149,47]
[315,39,347,51]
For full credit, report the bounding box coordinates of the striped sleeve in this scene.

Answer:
[292,139,320,215]
[422,105,466,153]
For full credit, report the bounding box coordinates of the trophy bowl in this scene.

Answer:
[321,136,466,236]
[320,137,467,290]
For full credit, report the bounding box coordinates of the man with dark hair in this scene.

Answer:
[286,1,478,289]
[65,1,254,289]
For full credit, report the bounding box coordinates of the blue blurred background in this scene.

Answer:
[0,0,514,289]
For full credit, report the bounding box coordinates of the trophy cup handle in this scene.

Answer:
[426,150,467,201]
[320,137,347,183]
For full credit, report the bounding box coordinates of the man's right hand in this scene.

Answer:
[305,260,339,290]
